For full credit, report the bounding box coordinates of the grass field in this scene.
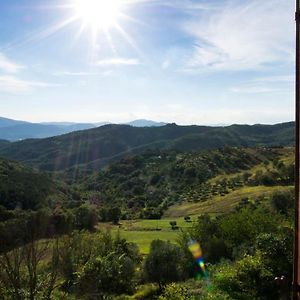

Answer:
[164,185,294,218]
[98,218,196,254]
[98,183,294,254]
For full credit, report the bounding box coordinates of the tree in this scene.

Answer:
[271,191,294,215]
[0,240,60,300]
[72,231,140,297]
[143,240,185,290]
[76,252,136,297]
[107,207,121,224]
[74,204,97,231]
[213,253,279,300]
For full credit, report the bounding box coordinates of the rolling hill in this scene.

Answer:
[0,157,60,210]
[0,122,294,172]
[0,119,96,141]
[0,116,28,128]
[0,116,167,141]
[78,147,294,219]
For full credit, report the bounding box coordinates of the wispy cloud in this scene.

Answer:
[254,75,294,83]
[184,0,294,72]
[0,53,25,73]
[54,71,99,76]
[230,86,282,94]
[130,0,218,11]
[96,58,140,66]
[230,74,294,94]
[0,75,60,94]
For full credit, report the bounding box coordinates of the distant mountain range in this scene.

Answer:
[0,121,294,172]
[0,117,167,141]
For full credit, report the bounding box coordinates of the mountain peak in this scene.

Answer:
[126,119,167,127]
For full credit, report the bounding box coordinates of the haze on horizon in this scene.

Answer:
[0,0,295,125]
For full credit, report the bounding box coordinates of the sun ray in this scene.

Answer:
[114,23,144,58]
[119,13,147,27]
[72,22,87,45]
[104,29,118,55]
[1,16,78,52]
[1,0,152,61]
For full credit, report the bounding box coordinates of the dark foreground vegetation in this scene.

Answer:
[0,195,294,299]
[0,145,295,299]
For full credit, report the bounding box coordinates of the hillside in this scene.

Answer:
[0,158,69,210]
[78,147,294,219]
[0,123,68,141]
[0,140,9,147]
[0,116,28,128]
[0,122,294,172]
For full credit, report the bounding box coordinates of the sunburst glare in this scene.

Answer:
[2,0,146,60]
[72,0,123,31]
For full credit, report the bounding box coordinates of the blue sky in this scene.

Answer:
[0,0,295,125]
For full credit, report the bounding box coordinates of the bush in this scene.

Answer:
[271,191,294,215]
[59,231,140,296]
[158,283,193,300]
[76,252,136,296]
[143,240,186,290]
[73,204,98,231]
[213,253,276,300]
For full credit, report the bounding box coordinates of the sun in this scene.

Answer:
[73,0,123,31]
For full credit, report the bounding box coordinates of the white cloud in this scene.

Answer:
[96,58,140,66]
[0,75,60,94]
[184,0,294,72]
[0,53,25,73]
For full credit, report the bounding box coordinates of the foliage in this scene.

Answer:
[0,144,295,299]
[76,252,136,296]
[58,231,141,297]
[271,190,294,214]
[158,283,193,300]
[186,206,281,263]
[0,158,56,210]
[73,204,98,230]
[213,253,279,300]
[143,240,186,290]
[0,122,294,172]
[0,239,60,300]
[79,147,291,218]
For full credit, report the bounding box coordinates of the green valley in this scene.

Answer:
[0,135,295,299]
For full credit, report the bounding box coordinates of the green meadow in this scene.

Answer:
[99,218,196,254]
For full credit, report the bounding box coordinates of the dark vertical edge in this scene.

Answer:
[294,0,300,299]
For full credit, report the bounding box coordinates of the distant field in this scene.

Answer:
[97,185,294,253]
[112,230,179,254]
[164,185,294,217]
[98,218,195,254]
